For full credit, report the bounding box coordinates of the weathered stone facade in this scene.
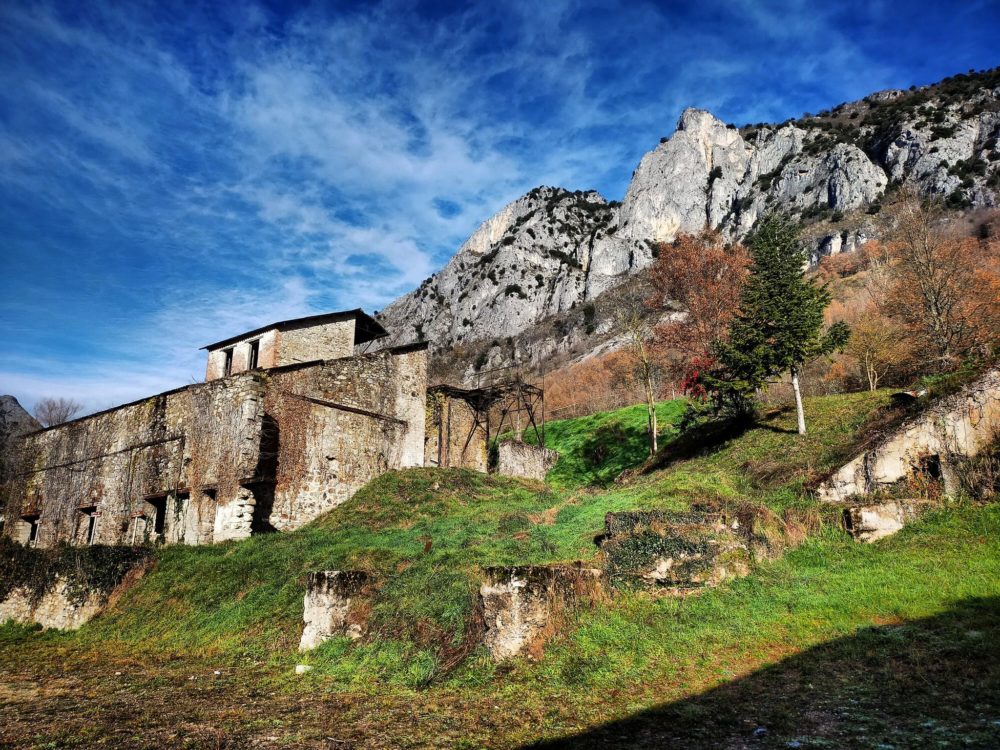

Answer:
[1,310,429,548]
[496,441,559,481]
[204,309,386,382]
[817,369,1000,502]
[299,570,377,650]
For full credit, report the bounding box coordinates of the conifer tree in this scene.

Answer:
[706,214,849,434]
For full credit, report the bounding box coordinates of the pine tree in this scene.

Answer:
[706,214,849,434]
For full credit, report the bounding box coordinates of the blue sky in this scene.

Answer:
[1,0,998,412]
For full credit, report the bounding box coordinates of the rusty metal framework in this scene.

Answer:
[475,365,547,451]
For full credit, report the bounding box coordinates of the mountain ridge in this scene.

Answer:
[378,67,1000,365]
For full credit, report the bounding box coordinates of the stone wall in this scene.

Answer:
[278,319,356,366]
[496,441,559,481]
[206,329,280,381]
[817,369,1000,502]
[262,344,427,531]
[0,578,108,630]
[424,389,488,472]
[1,374,265,548]
[2,343,428,547]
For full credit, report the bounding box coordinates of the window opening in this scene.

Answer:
[23,515,40,546]
[79,506,98,545]
[223,347,234,376]
[146,497,167,539]
[248,340,260,370]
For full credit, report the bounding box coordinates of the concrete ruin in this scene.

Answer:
[424,386,489,472]
[840,499,938,543]
[1,310,434,548]
[299,570,377,650]
[599,510,756,589]
[480,563,605,660]
[496,441,560,481]
[817,369,1000,503]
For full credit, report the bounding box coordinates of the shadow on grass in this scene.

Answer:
[523,596,1000,748]
[644,415,754,474]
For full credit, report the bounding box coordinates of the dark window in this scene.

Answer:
[147,497,166,537]
[248,340,260,370]
[223,348,234,376]
[79,506,98,545]
[918,454,943,481]
[24,516,40,545]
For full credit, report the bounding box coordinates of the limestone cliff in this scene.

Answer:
[378,69,1000,355]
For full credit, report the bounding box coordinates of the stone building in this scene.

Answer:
[1,310,430,548]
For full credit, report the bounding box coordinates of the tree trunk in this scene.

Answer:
[791,368,807,435]
[646,398,658,456]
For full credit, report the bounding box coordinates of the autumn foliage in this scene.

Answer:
[646,230,750,384]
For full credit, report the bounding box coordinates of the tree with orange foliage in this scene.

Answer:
[879,195,1000,370]
[646,230,750,382]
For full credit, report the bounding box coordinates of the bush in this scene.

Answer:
[0,537,151,605]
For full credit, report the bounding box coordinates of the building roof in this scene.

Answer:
[200,309,388,351]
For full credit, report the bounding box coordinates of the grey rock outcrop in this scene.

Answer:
[379,70,1000,364]
[0,396,39,441]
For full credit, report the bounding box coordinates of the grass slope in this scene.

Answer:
[2,389,998,747]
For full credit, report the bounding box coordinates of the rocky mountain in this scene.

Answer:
[0,396,39,441]
[378,68,1000,358]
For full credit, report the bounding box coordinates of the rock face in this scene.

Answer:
[378,69,1000,363]
[817,369,1000,502]
[0,395,39,440]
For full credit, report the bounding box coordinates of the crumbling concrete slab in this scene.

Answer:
[0,579,107,630]
[496,441,559,481]
[817,369,1000,502]
[480,563,604,661]
[299,570,377,651]
[600,509,757,589]
[841,499,938,543]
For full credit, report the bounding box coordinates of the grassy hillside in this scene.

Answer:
[2,389,999,747]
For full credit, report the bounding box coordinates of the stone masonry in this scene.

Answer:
[817,369,1000,502]
[1,311,429,548]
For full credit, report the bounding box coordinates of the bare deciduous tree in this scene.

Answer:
[878,193,1000,370]
[33,397,84,427]
[611,299,662,456]
[843,304,913,391]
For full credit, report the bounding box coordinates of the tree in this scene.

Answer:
[842,304,913,391]
[707,214,849,434]
[878,193,1000,370]
[33,397,84,427]
[612,300,662,456]
[647,230,750,383]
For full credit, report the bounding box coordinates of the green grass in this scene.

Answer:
[2,389,999,746]
[0,390,986,687]
[521,399,688,488]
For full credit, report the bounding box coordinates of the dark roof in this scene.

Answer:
[201,309,388,351]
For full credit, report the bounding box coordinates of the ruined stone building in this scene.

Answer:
[1,310,434,548]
